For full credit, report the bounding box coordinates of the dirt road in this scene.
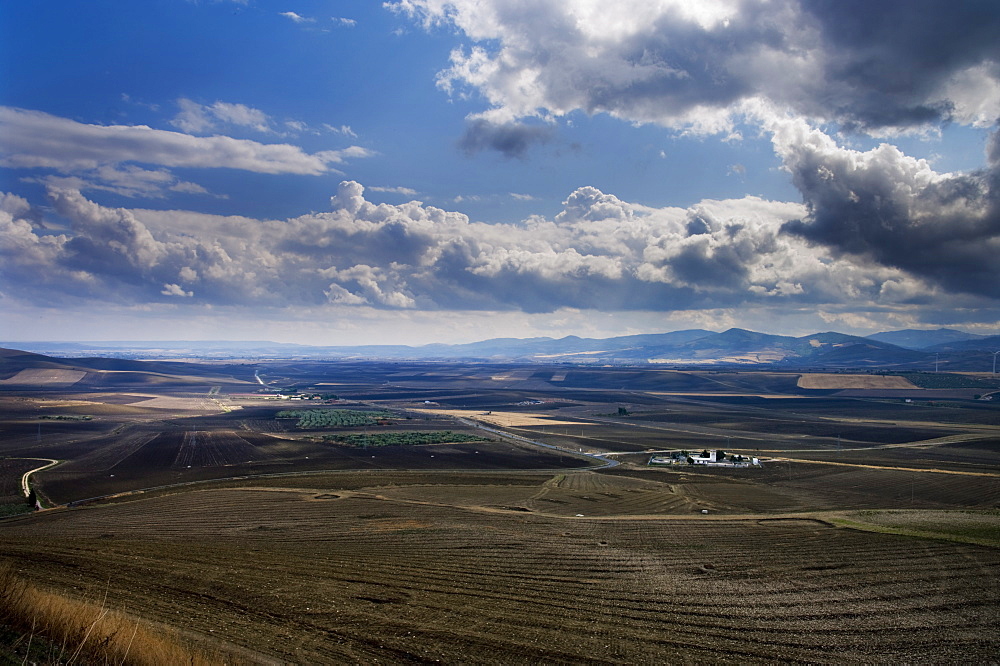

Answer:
[19,458,59,497]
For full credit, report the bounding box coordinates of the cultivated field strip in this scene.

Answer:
[238,417,291,433]
[170,429,277,468]
[2,478,997,663]
[780,466,1000,509]
[63,429,162,472]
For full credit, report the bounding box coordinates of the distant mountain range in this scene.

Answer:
[3,327,999,370]
[866,328,988,349]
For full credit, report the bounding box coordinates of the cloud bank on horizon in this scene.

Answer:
[1,0,998,344]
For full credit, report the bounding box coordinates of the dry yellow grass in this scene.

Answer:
[0,565,236,665]
[797,373,919,389]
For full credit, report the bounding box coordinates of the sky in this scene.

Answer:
[1,0,999,346]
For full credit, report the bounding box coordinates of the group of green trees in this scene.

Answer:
[892,372,1000,390]
[322,431,490,448]
[276,409,395,428]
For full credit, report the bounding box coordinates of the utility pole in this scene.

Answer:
[993,350,999,375]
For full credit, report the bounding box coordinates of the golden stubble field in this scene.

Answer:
[2,470,998,664]
[796,373,920,389]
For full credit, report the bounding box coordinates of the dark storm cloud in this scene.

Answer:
[457,119,554,159]
[800,0,1000,130]
[989,128,1000,164]
[777,122,1000,298]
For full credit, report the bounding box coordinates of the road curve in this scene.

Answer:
[20,458,59,498]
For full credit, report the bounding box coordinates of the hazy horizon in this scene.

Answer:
[2,325,995,352]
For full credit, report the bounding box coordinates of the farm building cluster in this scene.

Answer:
[649,450,760,468]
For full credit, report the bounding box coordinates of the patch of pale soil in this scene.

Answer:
[488,369,535,381]
[533,350,610,358]
[33,398,101,407]
[797,373,919,389]
[0,369,86,385]
[131,396,217,410]
[650,352,788,364]
[410,408,590,427]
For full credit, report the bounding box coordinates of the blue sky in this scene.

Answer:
[1,1,998,345]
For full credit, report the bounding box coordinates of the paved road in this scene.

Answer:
[457,417,619,469]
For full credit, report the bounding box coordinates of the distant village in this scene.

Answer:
[227,389,337,401]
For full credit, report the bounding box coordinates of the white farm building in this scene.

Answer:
[649,449,760,468]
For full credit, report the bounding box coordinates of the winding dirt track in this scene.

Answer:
[18,458,59,497]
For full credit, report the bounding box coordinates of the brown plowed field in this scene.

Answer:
[1,474,997,663]
[0,369,87,386]
[2,360,999,662]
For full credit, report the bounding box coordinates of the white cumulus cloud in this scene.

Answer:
[6,178,975,326]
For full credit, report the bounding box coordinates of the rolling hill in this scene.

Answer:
[868,328,987,349]
[0,348,255,387]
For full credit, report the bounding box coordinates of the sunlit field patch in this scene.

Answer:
[797,374,920,389]
[411,408,593,427]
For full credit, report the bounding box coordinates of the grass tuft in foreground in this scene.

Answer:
[0,564,237,665]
